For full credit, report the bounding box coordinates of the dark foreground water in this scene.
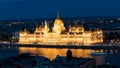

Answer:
[0,46,120,67]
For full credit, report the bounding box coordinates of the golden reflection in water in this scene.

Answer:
[18,47,105,65]
[18,47,98,60]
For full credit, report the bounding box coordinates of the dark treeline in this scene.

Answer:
[104,32,120,43]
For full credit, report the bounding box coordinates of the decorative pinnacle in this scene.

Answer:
[57,12,60,18]
[45,20,47,26]
[36,22,38,28]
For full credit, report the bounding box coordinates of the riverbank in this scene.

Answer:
[0,43,120,50]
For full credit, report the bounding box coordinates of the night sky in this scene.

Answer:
[0,0,120,20]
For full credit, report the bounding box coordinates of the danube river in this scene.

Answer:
[0,46,120,67]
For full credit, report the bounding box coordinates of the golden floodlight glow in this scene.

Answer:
[19,14,103,45]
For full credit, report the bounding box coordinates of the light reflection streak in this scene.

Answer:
[19,47,97,60]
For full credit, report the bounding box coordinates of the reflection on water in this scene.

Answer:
[1,46,120,67]
[19,47,106,65]
[19,47,94,59]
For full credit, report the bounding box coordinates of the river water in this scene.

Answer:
[0,46,120,67]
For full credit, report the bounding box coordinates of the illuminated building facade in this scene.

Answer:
[19,14,103,45]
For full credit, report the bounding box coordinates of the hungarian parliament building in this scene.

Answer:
[19,14,103,45]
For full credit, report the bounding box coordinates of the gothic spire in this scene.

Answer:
[57,12,60,18]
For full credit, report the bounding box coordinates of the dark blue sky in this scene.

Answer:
[0,0,120,20]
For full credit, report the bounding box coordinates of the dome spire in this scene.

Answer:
[57,12,60,18]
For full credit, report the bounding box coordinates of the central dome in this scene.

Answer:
[52,13,65,33]
[54,15,64,26]
[54,18,63,25]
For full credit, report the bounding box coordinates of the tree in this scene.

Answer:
[0,32,12,42]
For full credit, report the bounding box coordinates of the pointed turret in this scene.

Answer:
[45,20,48,29]
[43,20,49,33]
[89,28,91,32]
[36,22,38,28]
